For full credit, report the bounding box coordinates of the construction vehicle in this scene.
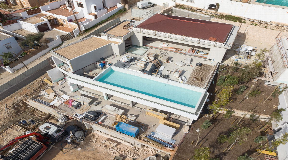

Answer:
[0,123,65,160]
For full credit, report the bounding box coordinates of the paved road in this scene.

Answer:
[0,65,52,101]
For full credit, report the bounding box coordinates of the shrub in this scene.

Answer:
[223,75,239,86]
[21,33,44,48]
[192,147,210,160]
[237,86,247,95]
[254,136,267,143]
[217,76,226,86]
[249,89,261,97]
[271,108,285,122]
[202,120,212,129]
[224,109,235,119]
[250,114,258,122]
[237,154,253,160]
[217,135,228,144]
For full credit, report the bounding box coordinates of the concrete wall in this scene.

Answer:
[0,28,25,39]
[40,0,65,11]
[19,21,39,33]
[26,100,61,118]
[276,69,288,85]
[105,0,121,8]
[69,44,114,71]
[2,22,22,31]
[96,8,107,17]
[0,36,22,56]
[111,41,125,55]
[83,4,123,30]
[131,32,143,46]
[85,0,104,14]
[0,59,51,94]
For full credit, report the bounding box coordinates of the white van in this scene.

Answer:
[137,1,155,9]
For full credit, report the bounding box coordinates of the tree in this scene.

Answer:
[227,127,251,145]
[192,147,210,160]
[237,154,253,160]
[21,33,44,48]
[202,120,212,129]
[271,133,288,148]
[271,108,285,122]
[209,86,233,114]
[0,3,9,9]
[0,52,14,66]
[217,135,228,144]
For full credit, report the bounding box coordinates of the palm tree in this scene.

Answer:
[0,52,14,66]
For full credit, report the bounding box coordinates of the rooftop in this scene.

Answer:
[47,5,76,17]
[137,14,233,43]
[0,32,11,41]
[54,37,118,59]
[22,13,47,24]
[106,21,130,37]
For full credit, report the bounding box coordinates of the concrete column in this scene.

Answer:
[103,92,108,100]
[131,32,143,46]
[130,101,133,107]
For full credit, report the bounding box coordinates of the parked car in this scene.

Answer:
[137,1,155,9]
[82,111,102,121]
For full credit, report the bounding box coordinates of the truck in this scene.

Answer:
[0,123,65,160]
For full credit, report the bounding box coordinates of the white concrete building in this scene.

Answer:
[72,0,121,19]
[49,15,238,122]
[0,32,22,57]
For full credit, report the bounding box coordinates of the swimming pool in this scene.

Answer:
[95,68,202,108]
[256,0,288,7]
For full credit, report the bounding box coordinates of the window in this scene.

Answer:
[77,2,83,8]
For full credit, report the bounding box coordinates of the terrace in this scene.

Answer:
[73,40,217,89]
[29,79,189,146]
[22,13,47,24]
[47,5,77,17]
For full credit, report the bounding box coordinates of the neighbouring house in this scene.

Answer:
[72,0,121,19]
[0,32,22,58]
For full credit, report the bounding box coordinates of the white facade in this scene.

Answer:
[0,33,22,56]
[73,0,120,17]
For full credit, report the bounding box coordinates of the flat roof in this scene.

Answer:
[137,14,233,43]
[22,13,47,24]
[47,5,77,17]
[54,37,118,59]
[0,32,11,41]
[106,21,130,37]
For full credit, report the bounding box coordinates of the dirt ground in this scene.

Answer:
[211,66,279,116]
[173,114,267,160]
[42,133,162,160]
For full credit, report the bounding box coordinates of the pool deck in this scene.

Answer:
[79,40,217,89]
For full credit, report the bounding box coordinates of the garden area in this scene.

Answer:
[1,33,47,68]
[173,61,287,160]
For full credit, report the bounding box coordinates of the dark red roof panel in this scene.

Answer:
[137,14,233,43]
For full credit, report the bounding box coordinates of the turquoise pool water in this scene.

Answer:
[256,0,288,7]
[96,69,202,108]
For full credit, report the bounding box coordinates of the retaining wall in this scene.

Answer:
[0,59,51,94]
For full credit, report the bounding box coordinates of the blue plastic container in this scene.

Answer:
[115,122,139,137]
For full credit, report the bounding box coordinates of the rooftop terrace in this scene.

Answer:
[106,21,130,37]
[137,14,233,43]
[47,5,76,17]
[54,37,118,60]
[22,13,47,24]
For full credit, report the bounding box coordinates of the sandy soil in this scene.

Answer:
[42,133,161,160]
[174,114,267,160]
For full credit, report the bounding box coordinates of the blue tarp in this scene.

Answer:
[115,122,139,137]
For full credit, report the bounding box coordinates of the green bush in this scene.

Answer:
[237,86,247,95]
[224,109,235,119]
[250,114,258,122]
[249,89,261,97]
[223,75,239,86]
[217,76,226,86]
[254,136,267,143]
[271,108,285,122]
[21,33,44,48]
[217,135,228,144]
[202,120,212,129]
[237,154,253,160]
